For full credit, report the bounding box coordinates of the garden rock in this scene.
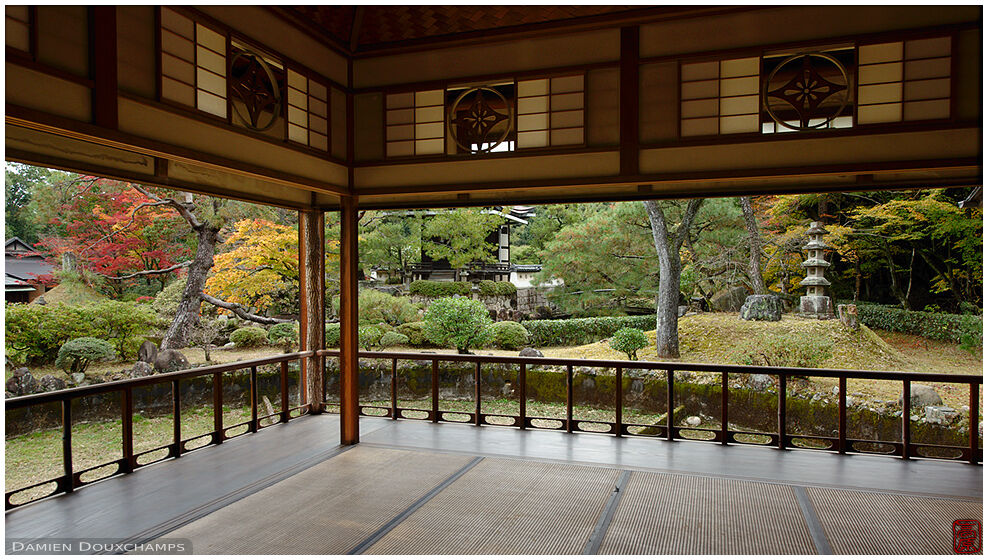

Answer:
[898,384,942,409]
[685,416,702,427]
[739,295,782,321]
[154,350,191,373]
[837,304,859,330]
[711,286,748,312]
[678,306,688,317]
[519,347,543,357]
[38,374,66,392]
[222,342,236,349]
[746,374,774,391]
[70,372,86,385]
[925,406,957,424]
[6,368,38,396]
[130,361,155,378]
[138,340,158,363]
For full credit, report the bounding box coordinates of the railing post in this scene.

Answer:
[431,359,439,423]
[902,380,911,459]
[121,388,134,473]
[566,365,574,433]
[721,372,729,445]
[391,358,398,421]
[280,361,289,424]
[838,376,847,454]
[212,372,223,443]
[666,369,674,441]
[62,399,74,493]
[615,367,622,437]
[474,361,482,427]
[250,366,258,433]
[172,379,182,458]
[777,374,786,450]
[970,382,979,465]
[519,363,527,430]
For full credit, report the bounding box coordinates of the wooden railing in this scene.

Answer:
[4,352,311,510]
[318,350,983,465]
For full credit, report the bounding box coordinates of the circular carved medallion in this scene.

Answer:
[229,50,282,132]
[447,86,513,153]
[763,52,850,131]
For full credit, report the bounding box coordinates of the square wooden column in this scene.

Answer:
[339,195,360,444]
[299,209,325,413]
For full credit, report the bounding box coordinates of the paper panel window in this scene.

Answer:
[857,36,951,124]
[385,89,445,157]
[679,57,759,136]
[286,69,330,152]
[516,75,585,148]
[5,6,31,53]
[160,8,227,119]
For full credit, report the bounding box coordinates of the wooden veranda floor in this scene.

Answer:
[5,415,983,555]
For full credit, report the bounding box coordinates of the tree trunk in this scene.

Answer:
[739,196,766,294]
[643,199,704,359]
[162,225,219,349]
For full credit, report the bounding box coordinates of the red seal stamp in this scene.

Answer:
[954,519,982,554]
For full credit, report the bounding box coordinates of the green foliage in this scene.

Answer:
[397,321,429,346]
[230,326,268,348]
[490,321,530,350]
[359,210,421,280]
[268,322,300,352]
[477,280,516,297]
[409,280,471,297]
[5,303,92,365]
[730,331,833,368]
[521,315,655,347]
[152,279,186,320]
[86,300,160,360]
[379,331,410,348]
[325,322,341,347]
[422,297,493,353]
[358,325,384,350]
[421,209,506,269]
[55,337,116,374]
[609,328,648,360]
[358,289,421,326]
[856,304,982,345]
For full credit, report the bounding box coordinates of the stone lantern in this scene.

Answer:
[799,221,835,319]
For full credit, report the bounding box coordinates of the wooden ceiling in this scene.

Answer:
[274,5,734,55]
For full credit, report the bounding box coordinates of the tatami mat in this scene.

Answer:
[365,457,620,555]
[599,471,817,555]
[808,487,984,555]
[158,446,473,554]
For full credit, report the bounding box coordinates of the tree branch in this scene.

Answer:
[131,184,204,230]
[200,293,292,324]
[79,199,175,255]
[94,260,192,280]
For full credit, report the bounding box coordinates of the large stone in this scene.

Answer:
[710,286,748,312]
[154,349,191,373]
[138,340,158,363]
[70,372,86,385]
[739,295,782,321]
[837,304,859,330]
[799,295,834,319]
[898,384,943,409]
[746,374,774,391]
[519,347,543,357]
[38,374,66,392]
[130,361,155,378]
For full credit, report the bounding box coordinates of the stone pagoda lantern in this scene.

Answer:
[799,221,835,319]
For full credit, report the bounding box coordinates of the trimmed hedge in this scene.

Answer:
[409,280,471,297]
[490,321,529,350]
[231,327,268,348]
[521,315,654,347]
[397,321,428,346]
[477,280,516,297]
[856,304,982,345]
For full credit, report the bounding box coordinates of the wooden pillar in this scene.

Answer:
[299,209,325,413]
[89,6,118,129]
[619,25,639,177]
[339,195,360,444]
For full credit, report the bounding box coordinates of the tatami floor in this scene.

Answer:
[5,415,983,555]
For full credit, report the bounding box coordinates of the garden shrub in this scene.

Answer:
[85,300,160,360]
[521,315,654,347]
[55,337,117,374]
[325,322,341,347]
[856,304,982,345]
[609,328,648,360]
[358,289,421,326]
[5,304,90,365]
[230,326,268,348]
[490,321,529,350]
[358,325,384,350]
[477,280,516,297]
[380,331,410,348]
[423,297,493,353]
[268,322,300,352]
[397,321,429,346]
[409,280,471,297]
[730,331,832,369]
[152,279,186,320]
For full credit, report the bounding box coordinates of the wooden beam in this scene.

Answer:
[90,6,118,129]
[299,210,325,414]
[620,26,639,176]
[339,195,360,444]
